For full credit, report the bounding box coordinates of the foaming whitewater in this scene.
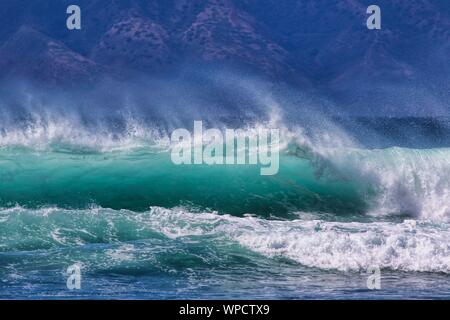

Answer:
[327,147,450,222]
[295,144,450,222]
[1,206,449,273]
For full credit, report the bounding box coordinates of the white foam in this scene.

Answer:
[319,147,450,222]
[235,219,450,273]
[2,206,450,273]
[145,207,450,273]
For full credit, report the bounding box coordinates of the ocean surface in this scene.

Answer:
[1,115,450,299]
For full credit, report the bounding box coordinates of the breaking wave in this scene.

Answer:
[1,113,450,221]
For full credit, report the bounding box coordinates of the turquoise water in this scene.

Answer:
[0,146,367,215]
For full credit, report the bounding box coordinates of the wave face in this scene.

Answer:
[0,145,368,216]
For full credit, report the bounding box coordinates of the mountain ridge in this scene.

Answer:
[0,0,448,94]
